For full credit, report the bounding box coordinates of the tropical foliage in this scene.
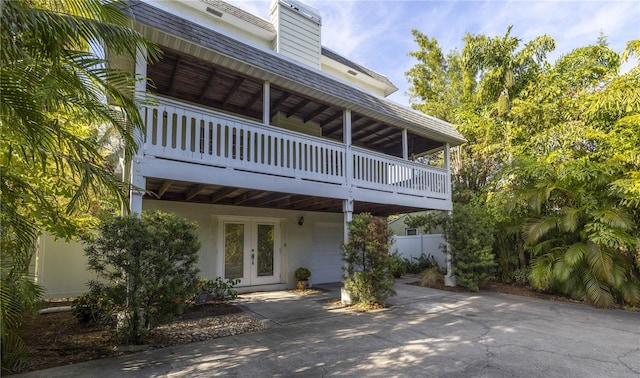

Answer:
[342,213,396,306]
[1,0,157,371]
[81,211,201,344]
[407,28,639,307]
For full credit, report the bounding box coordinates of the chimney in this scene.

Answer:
[270,0,322,69]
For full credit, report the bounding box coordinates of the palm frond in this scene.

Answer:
[523,216,559,244]
[564,242,586,267]
[582,270,614,308]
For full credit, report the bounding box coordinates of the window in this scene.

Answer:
[405,228,417,236]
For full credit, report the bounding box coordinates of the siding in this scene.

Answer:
[274,4,321,68]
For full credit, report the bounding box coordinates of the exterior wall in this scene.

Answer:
[144,199,343,287]
[392,234,447,269]
[33,201,345,297]
[271,111,322,137]
[146,0,274,49]
[32,233,102,299]
[320,62,387,98]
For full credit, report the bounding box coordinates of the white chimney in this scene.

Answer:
[270,0,322,69]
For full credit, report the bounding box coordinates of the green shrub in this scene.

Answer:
[403,253,439,274]
[294,267,311,281]
[512,268,530,286]
[71,281,123,325]
[342,213,396,305]
[419,266,444,287]
[196,277,240,301]
[389,252,406,278]
[447,203,496,291]
[81,210,201,344]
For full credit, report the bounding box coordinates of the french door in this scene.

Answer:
[221,219,280,286]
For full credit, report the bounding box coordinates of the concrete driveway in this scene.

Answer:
[18,280,640,377]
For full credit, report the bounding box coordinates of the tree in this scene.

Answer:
[342,213,396,306]
[0,0,158,371]
[407,27,555,203]
[82,211,201,343]
[503,40,640,306]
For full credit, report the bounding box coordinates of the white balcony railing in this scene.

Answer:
[140,95,449,200]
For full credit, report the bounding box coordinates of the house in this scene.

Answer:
[32,0,465,297]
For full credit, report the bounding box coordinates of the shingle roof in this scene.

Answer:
[127,0,466,145]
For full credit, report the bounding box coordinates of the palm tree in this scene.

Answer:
[520,159,640,307]
[0,0,158,371]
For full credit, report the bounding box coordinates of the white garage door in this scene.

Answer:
[310,223,343,284]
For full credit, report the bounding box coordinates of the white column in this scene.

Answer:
[444,142,451,193]
[402,129,409,160]
[341,198,354,304]
[128,47,148,217]
[343,109,352,187]
[263,81,270,125]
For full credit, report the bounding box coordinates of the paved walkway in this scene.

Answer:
[18,280,640,377]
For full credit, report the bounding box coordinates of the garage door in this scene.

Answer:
[310,223,343,284]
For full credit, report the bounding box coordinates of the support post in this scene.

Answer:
[343,109,352,187]
[127,47,148,217]
[263,81,270,125]
[402,128,409,160]
[341,198,354,305]
[444,209,457,286]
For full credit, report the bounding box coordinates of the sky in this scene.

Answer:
[226,0,640,106]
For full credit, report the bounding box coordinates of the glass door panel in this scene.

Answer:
[256,224,274,277]
[224,223,244,279]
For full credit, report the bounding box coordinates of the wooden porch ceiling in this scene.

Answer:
[145,178,425,217]
[147,49,441,158]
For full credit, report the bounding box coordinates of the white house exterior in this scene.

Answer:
[33,0,465,298]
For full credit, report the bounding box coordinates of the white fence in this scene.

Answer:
[392,234,447,268]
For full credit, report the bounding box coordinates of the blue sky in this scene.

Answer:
[227,0,640,106]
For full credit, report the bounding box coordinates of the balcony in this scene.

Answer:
[138,95,450,211]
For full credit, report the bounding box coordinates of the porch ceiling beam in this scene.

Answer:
[286,99,310,118]
[359,127,396,143]
[186,184,207,200]
[247,192,290,207]
[167,55,182,96]
[233,190,266,205]
[351,121,380,138]
[157,180,174,198]
[270,93,291,119]
[210,187,237,203]
[268,194,308,208]
[323,122,344,135]
[320,110,343,128]
[303,104,329,123]
[243,89,262,112]
[294,198,340,211]
[198,68,217,101]
[222,78,245,107]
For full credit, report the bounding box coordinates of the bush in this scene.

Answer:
[294,267,311,281]
[403,253,438,274]
[196,277,240,301]
[342,213,396,305]
[71,281,123,325]
[447,203,496,292]
[81,210,201,344]
[419,267,444,287]
[512,268,530,286]
[388,252,406,278]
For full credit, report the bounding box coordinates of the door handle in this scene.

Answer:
[251,249,255,265]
